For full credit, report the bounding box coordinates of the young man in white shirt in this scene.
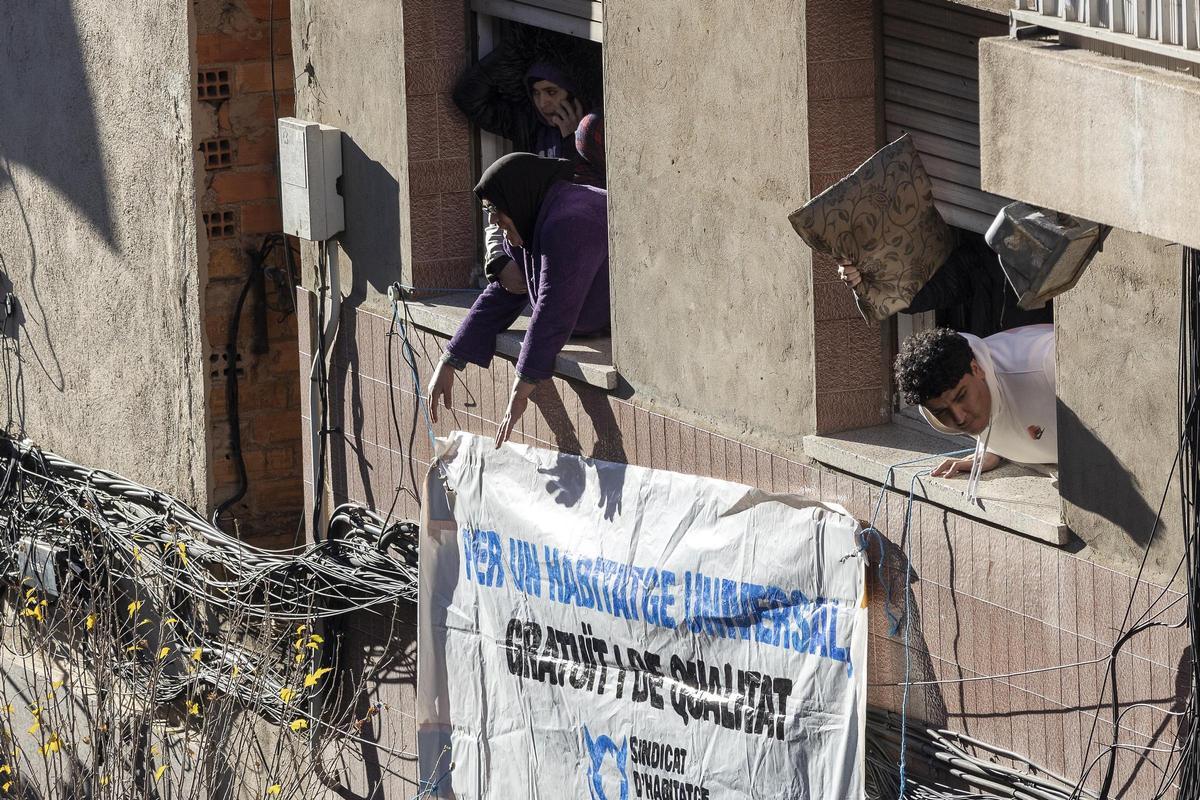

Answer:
[894,325,1057,494]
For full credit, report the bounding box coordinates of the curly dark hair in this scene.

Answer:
[894,328,976,406]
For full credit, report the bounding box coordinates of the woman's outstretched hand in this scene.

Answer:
[428,359,456,423]
[495,379,536,449]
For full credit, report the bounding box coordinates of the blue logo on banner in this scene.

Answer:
[582,726,628,800]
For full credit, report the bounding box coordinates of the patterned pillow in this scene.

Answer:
[788,134,954,323]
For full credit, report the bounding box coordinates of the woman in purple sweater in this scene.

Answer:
[427,153,610,446]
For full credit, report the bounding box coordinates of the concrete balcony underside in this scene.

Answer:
[978,37,1200,250]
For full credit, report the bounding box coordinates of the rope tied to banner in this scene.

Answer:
[850,447,973,800]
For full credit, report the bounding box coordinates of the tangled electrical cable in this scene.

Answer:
[865,708,1099,800]
[1167,246,1200,798]
[0,434,419,726]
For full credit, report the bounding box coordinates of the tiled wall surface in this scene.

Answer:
[402,0,476,289]
[299,288,1191,796]
[806,0,891,434]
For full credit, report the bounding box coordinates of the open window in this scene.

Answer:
[805,0,1065,544]
[402,2,615,390]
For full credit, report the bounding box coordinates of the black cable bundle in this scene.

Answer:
[0,436,421,619]
[1173,246,1200,798]
[865,708,1098,800]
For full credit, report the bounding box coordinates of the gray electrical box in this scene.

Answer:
[985,202,1109,310]
[17,537,63,598]
[278,117,344,241]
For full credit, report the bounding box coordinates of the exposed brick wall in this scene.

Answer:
[402,0,476,290]
[195,0,303,546]
[299,287,1191,797]
[806,0,892,433]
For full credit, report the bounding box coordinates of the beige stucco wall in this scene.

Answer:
[0,0,209,505]
[290,0,410,314]
[1055,229,1184,586]
[976,36,1193,583]
[979,37,1200,250]
[603,0,817,451]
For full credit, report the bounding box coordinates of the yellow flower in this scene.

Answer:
[0,765,10,775]
[1,780,9,792]
[154,765,168,780]
[294,654,305,665]
[186,701,200,716]
[26,722,39,736]
[39,733,61,756]
[267,785,282,795]
[191,647,203,662]
[133,545,142,562]
[176,542,188,565]
[3,705,12,714]
[308,634,324,645]
[99,776,110,786]
[279,688,295,703]
[127,600,143,619]
[85,614,95,631]
[303,667,333,688]
[289,719,308,732]
[158,647,171,661]
[163,617,178,626]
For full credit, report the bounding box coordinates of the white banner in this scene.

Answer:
[418,432,867,799]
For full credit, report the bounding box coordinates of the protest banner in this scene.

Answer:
[418,432,867,799]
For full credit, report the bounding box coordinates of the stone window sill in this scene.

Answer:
[401,292,618,390]
[803,413,1067,545]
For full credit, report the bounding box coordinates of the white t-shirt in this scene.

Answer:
[921,324,1057,466]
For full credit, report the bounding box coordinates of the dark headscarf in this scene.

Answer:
[475,153,575,249]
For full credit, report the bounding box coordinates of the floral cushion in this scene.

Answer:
[788,134,954,323]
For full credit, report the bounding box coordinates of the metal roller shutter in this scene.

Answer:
[470,0,603,42]
[883,0,1011,232]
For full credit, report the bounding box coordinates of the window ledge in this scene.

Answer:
[803,421,1068,546]
[402,292,618,390]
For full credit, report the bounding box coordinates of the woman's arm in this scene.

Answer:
[516,225,606,381]
[495,225,607,447]
[444,282,528,367]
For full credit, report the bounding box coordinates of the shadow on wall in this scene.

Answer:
[0,0,114,246]
[532,381,628,522]
[872,529,949,728]
[1056,399,1159,552]
[0,159,67,435]
[339,134,402,305]
[333,606,420,800]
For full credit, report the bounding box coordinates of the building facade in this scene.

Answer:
[2,0,1197,795]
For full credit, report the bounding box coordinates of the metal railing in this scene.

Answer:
[1013,0,1200,67]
